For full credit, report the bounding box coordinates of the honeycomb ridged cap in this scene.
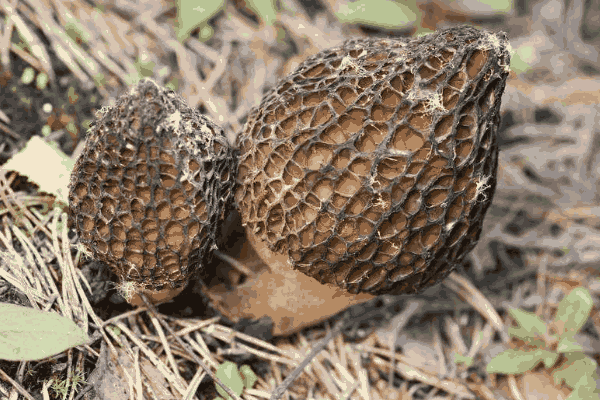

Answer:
[235,26,511,295]
[69,78,237,294]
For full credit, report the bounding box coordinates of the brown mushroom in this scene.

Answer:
[68,78,237,305]
[207,26,511,335]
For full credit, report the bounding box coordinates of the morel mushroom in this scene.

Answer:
[69,79,236,305]
[210,26,511,335]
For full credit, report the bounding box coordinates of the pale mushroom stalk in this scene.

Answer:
[210,227,375,335]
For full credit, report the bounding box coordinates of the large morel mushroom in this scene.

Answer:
[213,26,511,335]
[69,79,236,305]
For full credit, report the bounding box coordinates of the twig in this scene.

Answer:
[0,368,36,400]
[387,299,422,386]
[536,253,549,316]
[269,320,344,400]
[269,299,424,400]
[443,272,510,343]
[0,121,20,140]
[0,1,14,71]
[213,249,254,277]
[139,294,243,400]
[0,1,55,83]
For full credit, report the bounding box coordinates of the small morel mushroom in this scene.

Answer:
[210,26,512,335]
[69,78,236,305]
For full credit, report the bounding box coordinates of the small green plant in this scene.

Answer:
[487,287,599,400]
[165,78,180,92]
[21,67,36,85]
[176,0,224,42]
[92,72,106,88]
[64,21,90,44]
[509,44,534,74]
[41,124,52,137]
[124,55,156,86]
[176,0,277,42]
[106,325,121,338]
[214,361,258,400]
[49,368,86,400]
[453,352,474,367]
[335,0,420,30]
[67,86,79,104]
[36,72,49,90]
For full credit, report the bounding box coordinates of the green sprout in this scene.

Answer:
[487,287,599,399]
[36,72,49,90]
[65,21,90,44]
[21,67,36,85]
[41,124,51,137]
[214,361,257,400]
[176,0,224,42]
[50,368,86,399]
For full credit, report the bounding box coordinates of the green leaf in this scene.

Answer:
[176,0,224,42]
[554,287,592,337]
[215,361,244,400]
[66,121,77,135]
[36,72,49,90]
[568,385,600,400]
[508,308,546,337]
[199,24,214,41]
[509,49,531,74]
[41,125,51,137]
[123,72,142,86]
[486,348,551,374]
[240,364,257,389]
[106,325,121,337]
[557,336,583,353]
[0,303,88,361]
[245,0,277,25]
[476,0,513,12]
[507,326,546,346]
[553,353,598,390]
[65,22,90,43]
[134,56,155,78]
[92,73,106,87]
[335,0,420,29]
[165,78,179,91]
[542,351,559,369]
[21,67,36,85]
[453,353,474,367]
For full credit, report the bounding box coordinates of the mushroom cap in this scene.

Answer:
[69,79,237,296]
[235,26,511,295]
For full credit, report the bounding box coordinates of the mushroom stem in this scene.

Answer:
[123,283,187,307]
[207,228,375,336]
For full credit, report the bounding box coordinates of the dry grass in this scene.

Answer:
[0,0,599,399]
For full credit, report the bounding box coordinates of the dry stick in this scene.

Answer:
[0,4,14,71]
[213,249,254,277]
[9,41,44,72]
[443,272,510,343]
[0,121,20,140]
[536,254,549,317]
[387,300,423,387]
[269,270,512,400]
[0,172,52,238]
[269,299,420,400]
[269,320,344,400]
[0,1,55,83]
[445,272,525,398]
[138,294,242,400]
[0,368,36,400]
